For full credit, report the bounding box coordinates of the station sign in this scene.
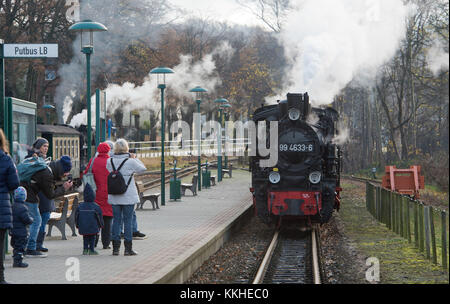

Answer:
[3,44,58,58]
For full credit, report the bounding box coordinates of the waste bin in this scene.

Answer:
[170,160,181,200]
[201,161,211,188]
[202,170,211,188]
[170,178,181,200]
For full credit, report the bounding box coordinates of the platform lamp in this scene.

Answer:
[189,86,208,192]
[68,20,107,159]
[214,98,228,182]
[220,103,231,170]
[42,104,55,124]
[150,66,174,206]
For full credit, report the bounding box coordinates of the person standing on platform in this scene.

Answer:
[83,142,113,249]
[10,186,33,268]
[25,138,53,253]
[75,183,104,255]
[0,129,20,284]
[107,139,146,256]
[21,156,73,257]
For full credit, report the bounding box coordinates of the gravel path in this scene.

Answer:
[186,215,274,284]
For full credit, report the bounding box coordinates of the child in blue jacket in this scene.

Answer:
[75,183,104,255]
[11,187,34,268]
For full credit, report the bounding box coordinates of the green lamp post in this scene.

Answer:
[150,66,174,206]
[189,86,208,192]
[43,104,55,124]
[214,98,228,182]
[220,103,231,170]
[68,20,107,159]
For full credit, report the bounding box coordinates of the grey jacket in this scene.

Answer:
[106,153,146,205]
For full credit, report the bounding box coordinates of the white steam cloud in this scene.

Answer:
[68,41,234,128]
[277,0,413,106]
[427,39,449,75]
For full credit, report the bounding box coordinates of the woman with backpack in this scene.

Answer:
[26,137,53,253]
[106,139,146,256]
[0,129,20,284]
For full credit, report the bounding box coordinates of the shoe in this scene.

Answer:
[36,231,48,252]
[112,240,121,256]
[103,245,111,249]
[124,240,138,256]
[83,249,89,255]
[13,261,29,268]
[89,250,99,255]
[37,247,48,252]
[132,231,146,240]
[25,249,47,258]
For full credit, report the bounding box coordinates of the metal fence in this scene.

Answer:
[366,182,449,271]
[128,138,249,158]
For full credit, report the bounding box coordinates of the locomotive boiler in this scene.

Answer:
[250,92,342,226]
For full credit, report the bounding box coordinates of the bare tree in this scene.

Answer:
[236,0,291,32]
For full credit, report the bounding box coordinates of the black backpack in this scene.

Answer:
[107,158,133,195]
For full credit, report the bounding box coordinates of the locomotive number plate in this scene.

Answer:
[279,143,314,152]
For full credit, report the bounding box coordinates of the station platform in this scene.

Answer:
[4,169,252,284]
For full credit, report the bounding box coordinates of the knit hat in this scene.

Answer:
[32,138,49,150]
[14,186,27,202]
[83,183,96,202]
[97,142,111,154]
[59,155,72,173]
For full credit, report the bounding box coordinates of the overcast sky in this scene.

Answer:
[169,0,263,27]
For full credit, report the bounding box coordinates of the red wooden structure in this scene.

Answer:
[382,165,425,198]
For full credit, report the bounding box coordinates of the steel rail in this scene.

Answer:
[311,228,321,284]
[252,229,280,284]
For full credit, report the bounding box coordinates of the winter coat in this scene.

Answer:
[83,143,112,217]
[20,160,66,204]
[11,200,33,237]
[106,153,146,205]
[75,184,104,235]
[0,148,20,229]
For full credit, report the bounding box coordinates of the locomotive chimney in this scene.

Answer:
[302,92,311,119]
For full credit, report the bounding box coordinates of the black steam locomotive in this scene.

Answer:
[250,93,342,226]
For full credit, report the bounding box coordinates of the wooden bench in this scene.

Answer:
[135,180,160,210]
[47,193,79,240]
[222,164,233,178]
[181,175,198,196]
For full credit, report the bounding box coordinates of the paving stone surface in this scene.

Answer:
[4,169,252,284]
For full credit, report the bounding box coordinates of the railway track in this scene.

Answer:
[135,157,242,189]
[252,227,322,284]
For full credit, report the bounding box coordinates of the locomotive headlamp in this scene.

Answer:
[269,171,281,184]
[288,108,301,121]
[309,171,321,184]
